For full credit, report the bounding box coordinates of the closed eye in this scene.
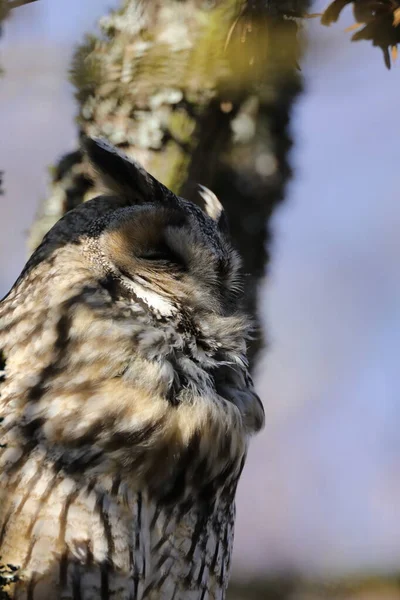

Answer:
[139,245,185,267]
[141,251,169,261]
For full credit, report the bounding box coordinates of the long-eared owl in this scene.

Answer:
[0,138,264,599]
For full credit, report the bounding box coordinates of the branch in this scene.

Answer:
[321,0,400,68]
[7,0,37,8]
[0,0,38,22]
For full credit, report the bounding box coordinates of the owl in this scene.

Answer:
[0,138,264,600]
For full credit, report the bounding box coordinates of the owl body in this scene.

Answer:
[0,139,264,599]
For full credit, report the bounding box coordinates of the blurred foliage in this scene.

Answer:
[227,575,400,599]
[321,0,400,68]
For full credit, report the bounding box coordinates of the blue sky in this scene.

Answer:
[4,0,119,43]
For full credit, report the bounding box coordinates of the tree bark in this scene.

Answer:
[29,0,310,363]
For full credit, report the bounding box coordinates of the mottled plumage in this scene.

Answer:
[0,138,264,600]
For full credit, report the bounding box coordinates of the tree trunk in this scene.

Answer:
[28,0,309,362]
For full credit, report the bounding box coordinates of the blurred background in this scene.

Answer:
[1,0,400,597]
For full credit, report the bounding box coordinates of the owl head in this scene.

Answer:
[0,138,264,497]
[78,137,244,321]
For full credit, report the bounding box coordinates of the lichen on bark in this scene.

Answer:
[29,0,310,362]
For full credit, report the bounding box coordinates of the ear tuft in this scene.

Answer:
[197,184,228,232]
[83,136,155,202]
[198,184,224,221]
